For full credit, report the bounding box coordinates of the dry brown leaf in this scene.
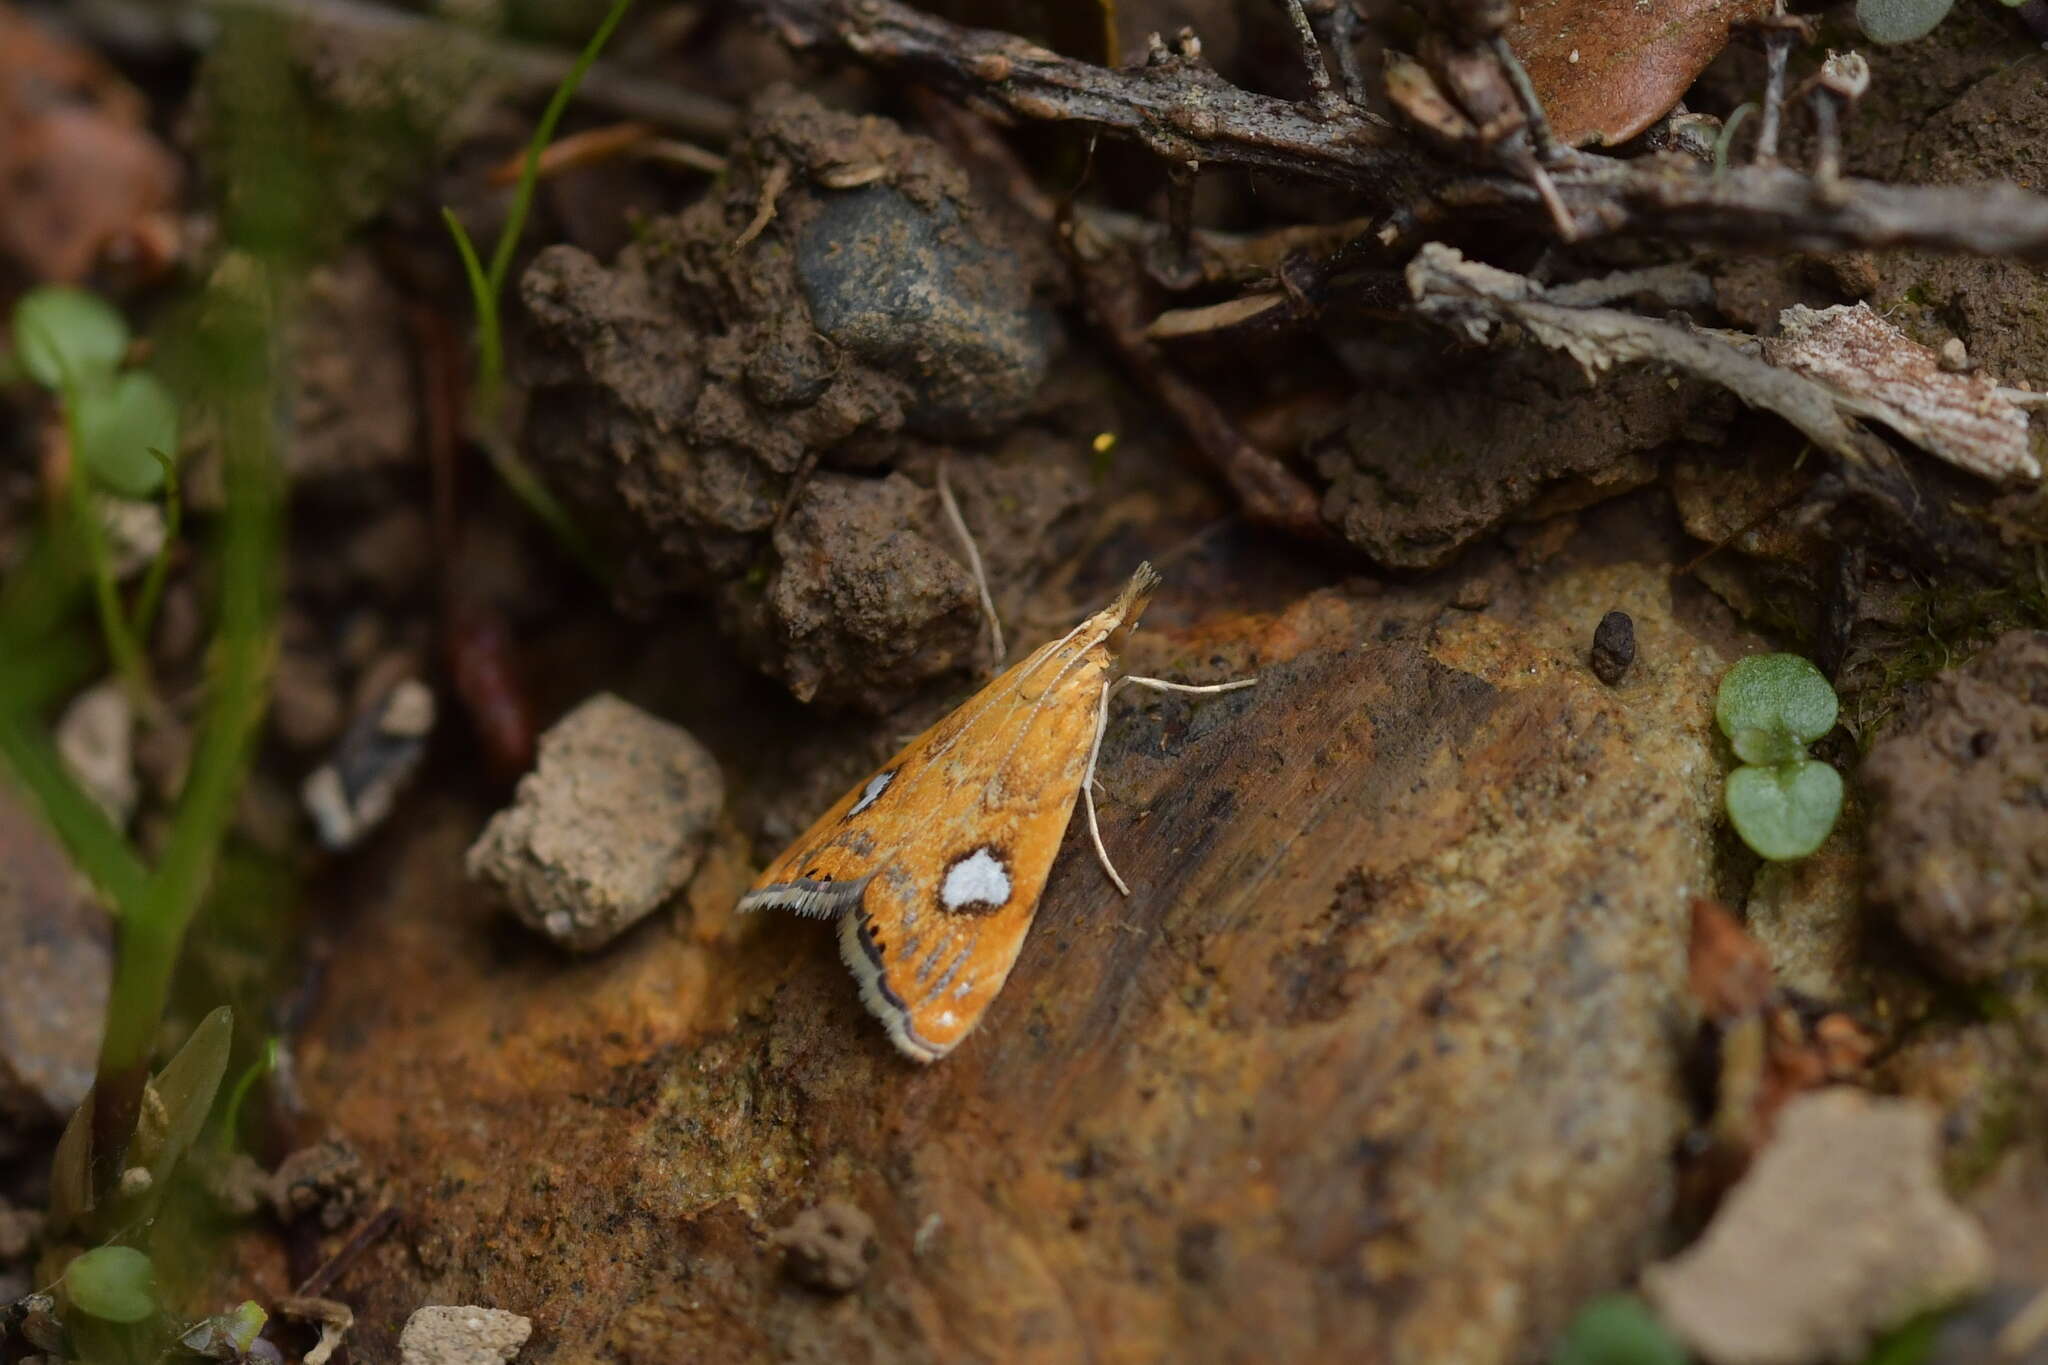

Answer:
[1689,897,1773,1023]
[1504,0,1773,146]
[1685,899,1880,1192]
[0,5,180,284]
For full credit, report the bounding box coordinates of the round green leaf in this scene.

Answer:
[63,1246,159,1324]
[1716,654,1837,752]
[1725,726,1806,766]
[1726,760,1845,862]
[1553,1294,1688,1365]
[12,286,130,390]
[74,370,178,497]
[1856,0,1955,41]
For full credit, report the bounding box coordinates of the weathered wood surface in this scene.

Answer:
[293,508,1751,1363]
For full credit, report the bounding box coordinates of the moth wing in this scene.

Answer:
[742,624,1117,1061]
[736,761,899,920]
[736,677,1007,919]
[836,666,1105,1061]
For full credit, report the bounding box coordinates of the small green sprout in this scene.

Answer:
[1553,1294,1689,1365]
[11,285,180,498]
[1855,0,1953,43]
[438,0,630,584]
[14,286,130,388]
[1855,0,2024,43]
[61,1246,159,1324]
[1716,653,1845,862]
[180,1301,269,1357]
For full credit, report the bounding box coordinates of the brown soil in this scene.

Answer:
[4,3,2048,1364]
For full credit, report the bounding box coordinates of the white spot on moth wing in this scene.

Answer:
[849,768,895,817]
[941,847,1011,910]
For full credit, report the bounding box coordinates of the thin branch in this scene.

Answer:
[1282,0,1344,118]
[745,0,2048,263]
[1755,25,1791,162]
[911,91,1331,543]
[751,0,1417,188]
[1324,0,1369,108]
[1403,243,1904,474]
[1488,35,1564,163]
[1409,163,2048,263]
[1075,207,1378,289]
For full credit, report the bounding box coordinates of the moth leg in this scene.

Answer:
[1085,674,1258,896]
[1119,675,1260,697]
[1083,677,1132,897]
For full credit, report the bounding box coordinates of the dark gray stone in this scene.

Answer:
[797,185,1051,440]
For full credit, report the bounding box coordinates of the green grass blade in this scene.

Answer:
[441,206,500,397]
[97,271,283,1090]
[129,448,183,643]
[484,0,637,306]
[0,705,150,916]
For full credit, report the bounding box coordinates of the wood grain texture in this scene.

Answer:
[289,520,1749,1363]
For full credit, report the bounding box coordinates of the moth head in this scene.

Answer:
[1103,562,1162,653]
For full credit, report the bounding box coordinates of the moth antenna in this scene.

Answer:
[1083,677,1132,896]
[1083,672,1258,894]
[936,455,1005,665]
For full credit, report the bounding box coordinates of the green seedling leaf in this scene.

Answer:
[73,370,179,498]
[138,1005,233,1184]
[13,286,130,390]
[63,1245,158,1323]
[1726,760,1845,862]
[1717,654,1838,752]
[1855,0,1954,42]
[1553,1293,1689,1365]
[180,1300,270,1358]
[1725,725,1806,766]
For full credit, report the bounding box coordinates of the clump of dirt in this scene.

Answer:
[517,87,1085,708]
[1850,28,2048,383]
[269,1138,374,1230]
[1862,630,2048,981]
[286,251,422,484]
[772,1199,875,1294]
[1308,346,1731,569]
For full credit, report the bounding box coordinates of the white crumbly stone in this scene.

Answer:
[56,681,137,825]
[399,1306,532,1365]
[467,693,724,952]
[96,494,167,580]
[1644,1088,1992,1365]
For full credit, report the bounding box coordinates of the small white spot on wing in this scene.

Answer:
[848,768,895,817]
[941,847,1011,911]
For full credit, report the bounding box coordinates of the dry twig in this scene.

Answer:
[910,91,1329,542]
[747,0,2048,263]
[1403,243,1904,473]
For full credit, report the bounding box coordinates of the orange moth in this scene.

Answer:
[738,563,1254,1061]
